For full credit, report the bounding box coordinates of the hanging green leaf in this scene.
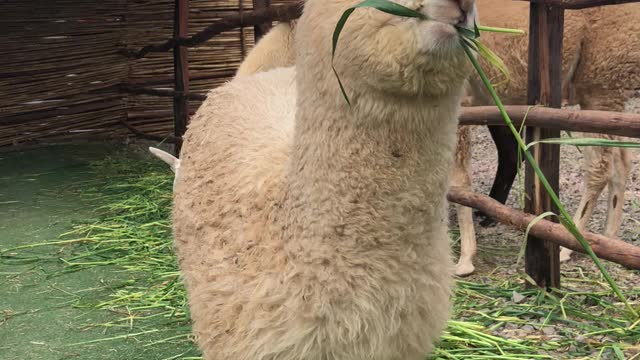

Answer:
[468,38,511,86]
[517,212,558,266]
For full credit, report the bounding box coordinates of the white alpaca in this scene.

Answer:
[172,0,477,359]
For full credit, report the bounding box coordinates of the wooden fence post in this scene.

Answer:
[252,0,272,41]
[524,3,564,289]
[173,0,190,155]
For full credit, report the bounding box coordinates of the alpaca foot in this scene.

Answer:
[455,261,475,277]
[559,247,573,262]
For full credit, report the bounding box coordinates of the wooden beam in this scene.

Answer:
[524,4,564,289]
[239,0,247,59]
[6,102,640,134]
[126,3,303,59]
[458,106,640,138]
[519,0,640,9]
[252,0,273,41]
[120,121,182,145]
[447,187,640,270]
[173,0,190,155]
[119,84,206,101]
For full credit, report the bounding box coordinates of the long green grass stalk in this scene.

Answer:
[526,137,640,150]
[462,46,638,319]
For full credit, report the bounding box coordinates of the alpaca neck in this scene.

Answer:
[282,87,462,254]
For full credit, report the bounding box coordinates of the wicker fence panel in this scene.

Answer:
[0,0,129,146]
[0,0,297,147]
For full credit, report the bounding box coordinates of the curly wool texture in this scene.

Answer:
[172,0,478,359]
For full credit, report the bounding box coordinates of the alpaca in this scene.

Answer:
[556,3,638,261]
[467,0,589,227]
[451,89,478,276]
[171,1,477,359]
[458,0,638,267]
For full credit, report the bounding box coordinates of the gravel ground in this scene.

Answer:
[447,102,640,358]
[450,101,640,279]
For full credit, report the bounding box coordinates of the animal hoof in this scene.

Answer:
[559,248,573,262]
[455,262,475,277]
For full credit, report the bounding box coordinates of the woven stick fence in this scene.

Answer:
[0,0,293,147]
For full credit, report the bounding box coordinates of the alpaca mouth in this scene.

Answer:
[431,12,469,29]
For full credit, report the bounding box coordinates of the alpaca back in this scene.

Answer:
[573,3,640,112]
[471,0,587,105]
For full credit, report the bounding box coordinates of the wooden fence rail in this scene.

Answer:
[448,187,640,270]
[520,0,639,9]
[126,3,303,59]
[459,106,640,137]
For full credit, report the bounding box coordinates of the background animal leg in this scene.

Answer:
[561,179,606,262]
[455,204,477,276]
[477,126,522,227]
[603,149,631,238]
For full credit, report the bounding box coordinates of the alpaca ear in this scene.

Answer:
[149,147,179,173]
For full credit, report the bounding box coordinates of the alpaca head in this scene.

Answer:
[295,0,477,102]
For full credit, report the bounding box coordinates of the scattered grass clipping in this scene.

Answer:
[3,154,639,358]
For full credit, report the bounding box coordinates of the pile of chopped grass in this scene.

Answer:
[3,154,639,360]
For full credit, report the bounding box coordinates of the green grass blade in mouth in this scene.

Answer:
[332,0,427,105]
[468,38,511,86]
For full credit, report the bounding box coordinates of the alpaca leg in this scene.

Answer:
[603,148,632,238]
[455,203,477,276]
[478,126,522,227]
[560,153,608,262]
[561,189,602,262]
[452,126,477,276]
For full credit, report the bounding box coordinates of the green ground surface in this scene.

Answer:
[0,144,198,360]
[1,143,639,360]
